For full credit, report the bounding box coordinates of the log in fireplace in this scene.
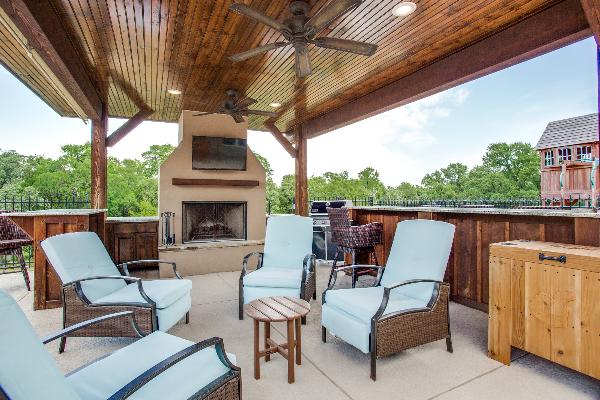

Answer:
[182,201,247,243]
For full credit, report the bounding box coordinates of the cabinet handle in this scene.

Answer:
[538,253,567,263]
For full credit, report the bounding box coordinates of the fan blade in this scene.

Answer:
[229,3,287,32]
[245,109,279,118]
[232,113,245,123]
[295,47,312,78]
[305,0,362,37]
[313,37,377,56]
[236,96,258,109]
[229,42,288,62]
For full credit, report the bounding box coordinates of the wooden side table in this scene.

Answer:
[244,296,310,384]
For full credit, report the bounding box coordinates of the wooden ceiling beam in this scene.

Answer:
[0,0,102,120]
[264,120,298,158]
[105,108,154,148]
[302,0,592,138]
[580,0,600,44]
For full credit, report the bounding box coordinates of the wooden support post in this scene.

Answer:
[91,103,108,209]
[264,121,297,158]
[105,108,153,147]
[294,125,308,216]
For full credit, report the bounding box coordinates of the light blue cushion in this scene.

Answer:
[322,304,371,353]
[94,279,192,309]
[41,232,125,302]
[67,331,236,400]
[156,294,192,332]
[325,287,428,324]
[243,286,300,304]
[380,220,455,302]
[0,290,80,400]
[243,268,302,289]
[262,215,312,269]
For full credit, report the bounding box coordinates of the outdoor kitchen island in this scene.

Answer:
[348,206,600,312]
[4,209,105,310]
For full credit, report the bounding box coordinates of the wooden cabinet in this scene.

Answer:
[105,218,158,266]
[488,240,600,379]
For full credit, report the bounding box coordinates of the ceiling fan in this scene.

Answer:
[193,89,278,123]
[229,0,378,78]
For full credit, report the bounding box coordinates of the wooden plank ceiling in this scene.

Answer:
[0,0,564,133]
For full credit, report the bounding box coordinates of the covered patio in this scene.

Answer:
[2,265,599,399]
[2,0,600,399]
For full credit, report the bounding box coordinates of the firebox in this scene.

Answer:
[182,201,247,243]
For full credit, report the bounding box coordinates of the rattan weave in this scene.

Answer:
[63,284,154,337]
[200,374,241,400]
[376,284,450,358]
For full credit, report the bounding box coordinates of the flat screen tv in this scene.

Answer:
[192,136,247,171]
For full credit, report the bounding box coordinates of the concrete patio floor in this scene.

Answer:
[2,264,600,400]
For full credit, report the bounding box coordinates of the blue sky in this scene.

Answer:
[0,37,597,185]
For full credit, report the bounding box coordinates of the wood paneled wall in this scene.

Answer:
[350,208,600,312]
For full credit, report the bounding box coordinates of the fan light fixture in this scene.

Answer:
[269,102,282,108]
[392,2,417,17]
[167,89,182,95]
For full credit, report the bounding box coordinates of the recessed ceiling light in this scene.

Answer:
[167,89,182,95]
[269,102,282,108]
[392,2,417,17]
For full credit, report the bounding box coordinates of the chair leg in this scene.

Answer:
[351,250,357,288]
[239,300,244,320]
[185,311,190,324]
[328,248,340,286]
[59,337,66,354]
[14,248,30,291]
[322,326,326,343]
[370,352,377,381]
[446,335,453,353]
[301,316,306,325]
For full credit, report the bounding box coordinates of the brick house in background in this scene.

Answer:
[535,113,599,207]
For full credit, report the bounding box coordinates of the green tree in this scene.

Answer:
[142,144,174,177]
[254,152,280,213]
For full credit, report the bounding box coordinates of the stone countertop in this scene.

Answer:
[2,209,107,217]
[107,216,159,223]
[350,206,600,218]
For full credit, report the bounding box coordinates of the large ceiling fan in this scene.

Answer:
[229,0,378,78]
[193,89,278,123]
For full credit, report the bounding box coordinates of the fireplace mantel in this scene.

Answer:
[172,178,259,187]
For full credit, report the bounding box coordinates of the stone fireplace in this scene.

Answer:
[182,201,247,243]
[158,112,266,277]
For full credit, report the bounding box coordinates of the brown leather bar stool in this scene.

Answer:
[0,215,32,290]
[327,207,383,288]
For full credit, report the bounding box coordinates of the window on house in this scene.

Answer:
[576,145,593,161]
[558,147,572,164]
[544,151,554,166]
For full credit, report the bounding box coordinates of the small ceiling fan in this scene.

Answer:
[193,89,278,123]
[229,0,377,78]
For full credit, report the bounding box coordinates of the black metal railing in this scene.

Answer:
[0,192,90,274]
[268,194,600,214]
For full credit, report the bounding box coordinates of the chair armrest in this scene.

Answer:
[303,253,316,275]
[67,276,156,307]
[119,260,182,279]
[372,279,445,323]
[322,265,385,304]
[241,252,264,278]
[42,311,142,344]
[107,337,240,400]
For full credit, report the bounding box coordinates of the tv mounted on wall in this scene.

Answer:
[192,136,247,171]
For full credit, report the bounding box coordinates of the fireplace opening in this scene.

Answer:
[182,201,247,243]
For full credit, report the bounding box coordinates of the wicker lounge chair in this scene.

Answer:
[0,214,32,291]
[327,207,383,287]
[321,219,455,380]
[0,289,240,400]
[40,232,192,352]
[239,215,316,321]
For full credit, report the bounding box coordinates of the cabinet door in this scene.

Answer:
[581,271,600,379]
[524,262,551,359]
[550,267,581,370]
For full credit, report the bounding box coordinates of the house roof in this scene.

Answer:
[535,113,599,149]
